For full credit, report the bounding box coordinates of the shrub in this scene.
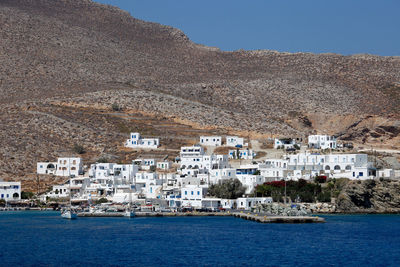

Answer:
[208,179,246,199]
[95,198,109,204]
[21,191,34,199]
[315,176,327,183]
[73,143,86,154]
[97,157,109,163]
[111,102,121,111]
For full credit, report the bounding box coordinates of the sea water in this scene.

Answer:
[0,212,399,266]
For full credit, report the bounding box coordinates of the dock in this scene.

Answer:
[77,211,325,223]
[232,212,325,223]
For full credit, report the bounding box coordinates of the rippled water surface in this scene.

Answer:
[0,212,399,266]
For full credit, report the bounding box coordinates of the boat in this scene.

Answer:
[124,184,135,218]
[61,209,77,219]
[61,176,78,220]
[124,210,135,218]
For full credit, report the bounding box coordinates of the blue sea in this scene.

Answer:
[0,212,399,266]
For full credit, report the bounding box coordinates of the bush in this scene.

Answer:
[97,157,109,163]
[255,179,322,203]
[315,176,327,183]
[21,191,34,199]
[208,179,246,199]
[111,103,122,111]
[317,190,331,202]
[95,198,109,204]
[73,143,86,154]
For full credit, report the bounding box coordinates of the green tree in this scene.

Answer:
[208,179,246,199]
[21,191,34,199]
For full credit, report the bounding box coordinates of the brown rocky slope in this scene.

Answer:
[0,0,399,187]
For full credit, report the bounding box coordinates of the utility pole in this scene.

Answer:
[284,178,287,205]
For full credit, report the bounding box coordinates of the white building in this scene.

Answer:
[258,159,288,181]
[181,185,206,208]
[200,136,222,146]
[274,138,297,149]
[55,157,83,177]
[229,148,255,160]
[308,135,337,150]
[0,181,21,201]
[157,161,171,170]
[286,152,373,180]
[37,157,83,177]
[37,162,57,175]
[226,136,245,147]
[236,197,273,210]
[45,184,69,199]
[125,132,159,149]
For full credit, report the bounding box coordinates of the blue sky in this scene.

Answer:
[95,0,400,56]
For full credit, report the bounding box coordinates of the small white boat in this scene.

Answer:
[61,210,77,220]
[124,210,135,218]
[61,177,77,220]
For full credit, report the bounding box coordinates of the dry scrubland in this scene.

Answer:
[0,0,399,190]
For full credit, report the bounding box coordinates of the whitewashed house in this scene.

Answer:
[236,197,273,210]
[0,181,21,201]
[181,185,209,209]
[45,184,69,199]
[125,132,159,149]
[258,159,288,181]
[286,152,373,180]
[55,157,83,177]
[226,136,245,147]
[157,161,171,170]
[229,148,255,160]
[37,162,57,175]
[37,157,83,177]
[308,135,337,150]
[274,138,297,149]
[200,136,222,146]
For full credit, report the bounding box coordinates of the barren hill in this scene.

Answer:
[0,0,399,187]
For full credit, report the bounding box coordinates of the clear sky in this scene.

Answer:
[95,0,400,56]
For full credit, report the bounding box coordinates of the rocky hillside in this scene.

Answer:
[0,0,399,184]
[337,179,400,213]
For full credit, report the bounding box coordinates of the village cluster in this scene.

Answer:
[20,132,397,210]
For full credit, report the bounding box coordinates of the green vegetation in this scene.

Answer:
[21,191,34,199]
[73,143,86,154]
[255,179,332,203]
[95,197,109,204]
[208,179,246,199]
[97,157,109,163]
[111,102,122,111]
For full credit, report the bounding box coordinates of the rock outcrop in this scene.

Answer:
[337,179,400,213]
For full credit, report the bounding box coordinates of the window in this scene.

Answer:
[40,165,43,168]
[1,194,3,198]
[185,191,187,195]
[13,185,19,189]
[359,172,363,176]
[197,191,200,195]
[191,191,194,195]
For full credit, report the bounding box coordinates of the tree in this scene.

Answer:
[21,191,34,199]
[208,179,246,199]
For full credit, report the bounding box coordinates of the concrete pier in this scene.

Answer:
[77,211,325,223]
[232,212,325,223]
